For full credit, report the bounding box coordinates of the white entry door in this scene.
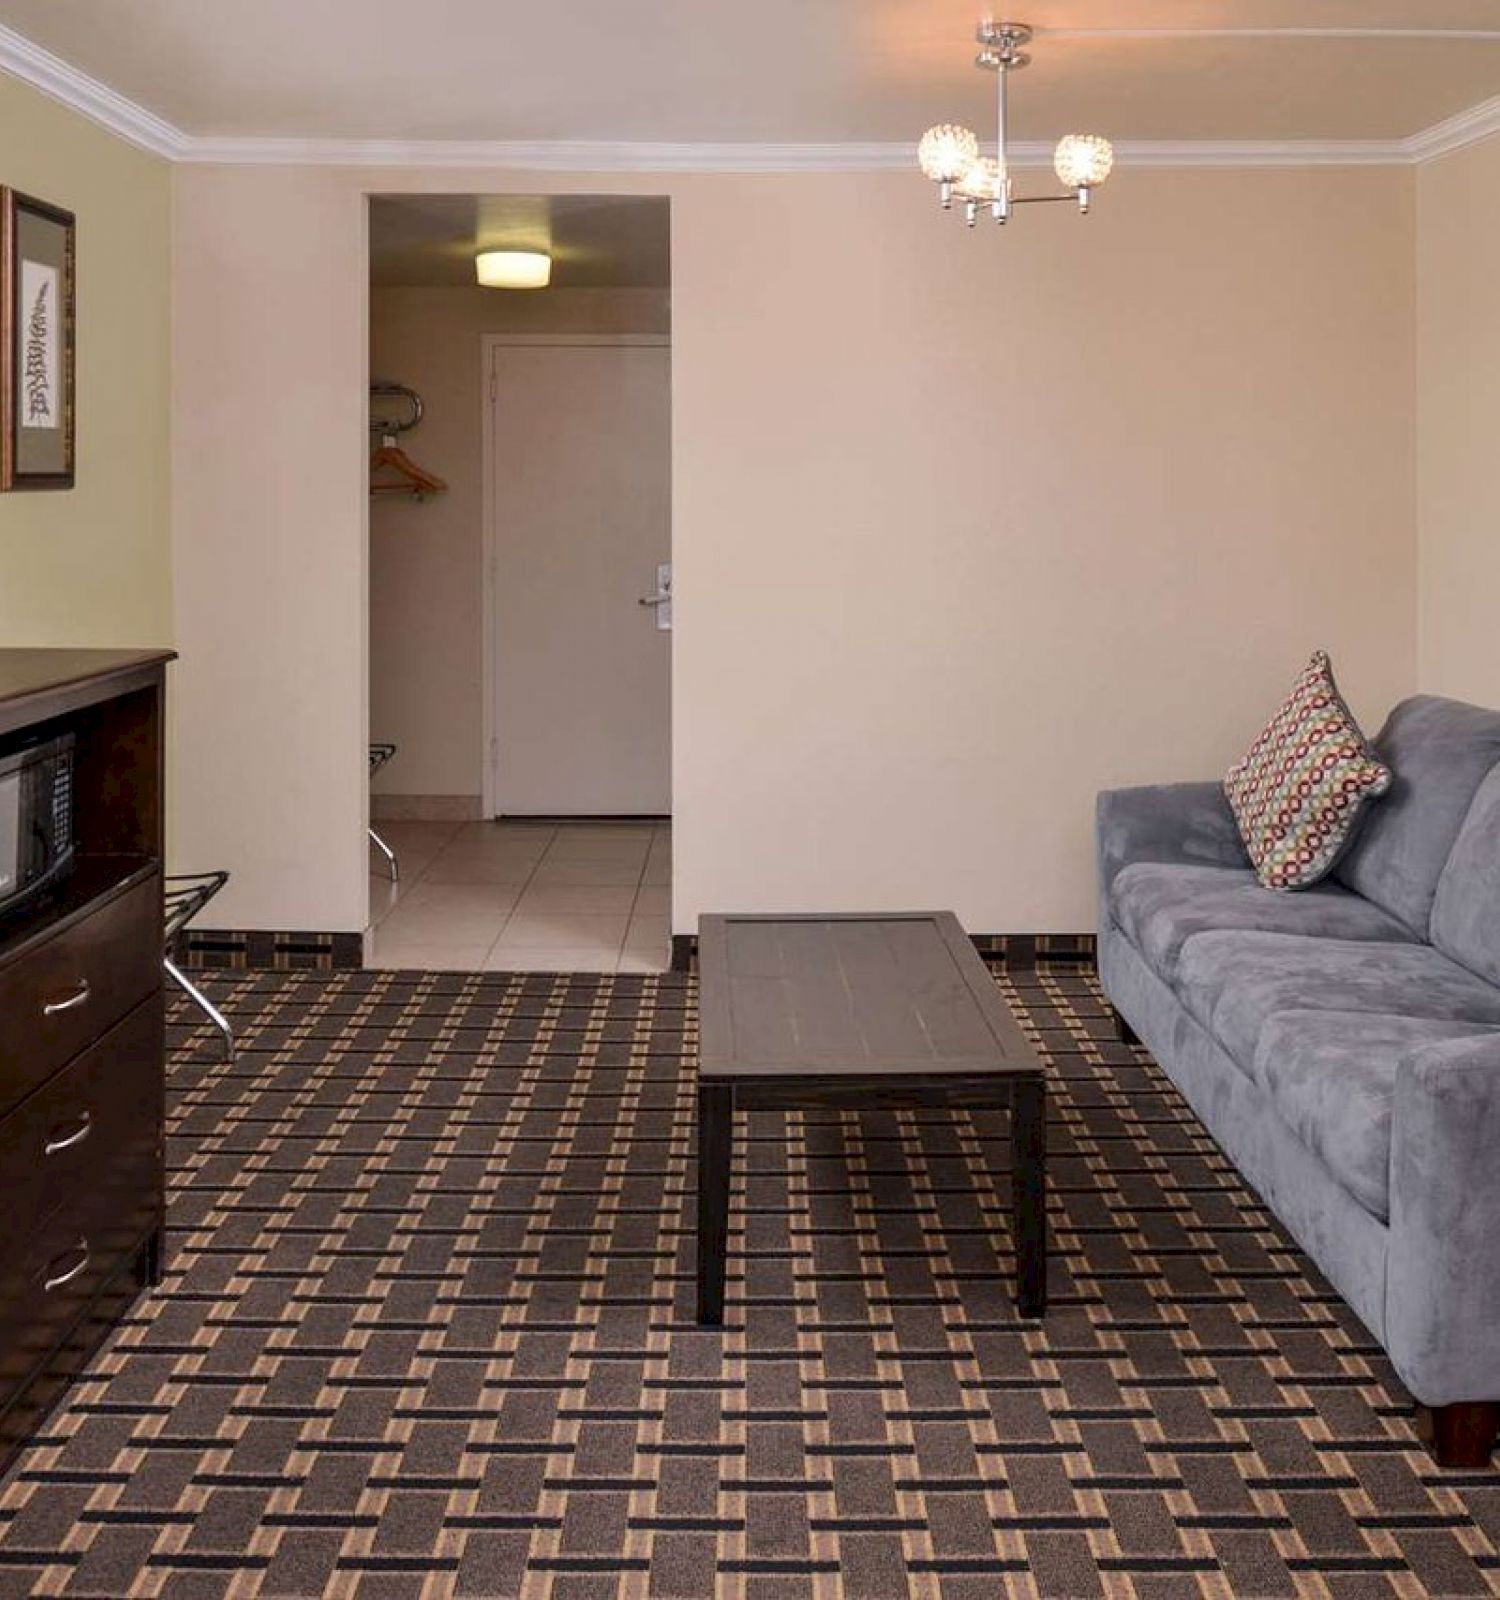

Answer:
[489,340,671,815]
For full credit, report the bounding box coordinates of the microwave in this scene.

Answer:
[0,732,75,914]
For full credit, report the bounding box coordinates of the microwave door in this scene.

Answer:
[0,773,18,900]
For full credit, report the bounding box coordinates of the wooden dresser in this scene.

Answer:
[0,649,173,1476]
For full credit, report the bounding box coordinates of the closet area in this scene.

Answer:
[366,194,673,974]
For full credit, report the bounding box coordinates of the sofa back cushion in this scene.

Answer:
[1334,695,1500,935]
[1430,762,1500,986]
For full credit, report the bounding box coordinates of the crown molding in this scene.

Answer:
[1402,92,1500,163]
[179,135,1410,170]
[181,138,915,171]
[1110,140,1403,168]
[1045,26,1500,42]
[0,21,185,159]
[1,19,1498,173]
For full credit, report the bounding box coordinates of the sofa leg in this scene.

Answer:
[1112,1008,1141,1047]
[1423,1402,1499,1468]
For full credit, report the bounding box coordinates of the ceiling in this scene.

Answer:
[370,195,671,289]
[1,1,1499,149]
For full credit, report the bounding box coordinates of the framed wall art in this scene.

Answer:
[1,189,75,491]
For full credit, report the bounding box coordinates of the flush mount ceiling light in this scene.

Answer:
[475,249,552,289]
[918,21,1114,228]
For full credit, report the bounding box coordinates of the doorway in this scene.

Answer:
[365,193,672,973]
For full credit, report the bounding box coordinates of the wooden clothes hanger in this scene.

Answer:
[368,381,447,500]
[370,434,448,499]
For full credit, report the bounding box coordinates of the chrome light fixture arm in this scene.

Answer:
[976,19,1026,224]
[994,45,1011,222]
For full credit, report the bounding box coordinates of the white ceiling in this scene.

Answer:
[1,0,1499,150]
[370,195,671,289]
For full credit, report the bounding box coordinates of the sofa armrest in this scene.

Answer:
[1096,782,1248,896]
[1386,1033,1500,1406]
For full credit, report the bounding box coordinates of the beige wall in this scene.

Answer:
[369,285,670,805]
[1417,133,1500,705]
[674,168,1415,932]
[173,162,1417,935]
[0,74,171,646]
[171,167,369,930]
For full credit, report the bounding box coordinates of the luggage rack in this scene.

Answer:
[369,743,399,881]
[164,870,234,1061]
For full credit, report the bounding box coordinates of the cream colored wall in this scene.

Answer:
[0,74,171,646]
[1416,133,1500,706]
[171,168,369,930]
[674,168,1415,932]
[369,286,670,805]
[173,163,1416,935]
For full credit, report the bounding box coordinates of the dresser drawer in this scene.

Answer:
[0,874,160,1117]
[0,996,162,1400]
[0,993,162,1246]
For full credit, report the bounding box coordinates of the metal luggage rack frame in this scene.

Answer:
[164,870,234,1060]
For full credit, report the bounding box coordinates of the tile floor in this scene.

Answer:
[366,819,670,972]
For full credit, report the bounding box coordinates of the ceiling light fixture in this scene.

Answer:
[919,21,1115,229]
[475,249,552,289]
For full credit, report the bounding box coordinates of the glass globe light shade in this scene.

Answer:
[918,124,979,183]
[954,156,1003,202]
[1053,134,1114,189]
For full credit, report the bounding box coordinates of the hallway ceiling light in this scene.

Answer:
[919,21,1115,229]
[476,249,552,289]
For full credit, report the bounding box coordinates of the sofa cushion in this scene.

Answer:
[1222,651,1391,891]
[1110,861,1415,982]
[1430,763,1500,988]
[1253,1011,1500,1222]
[1334,695,1500,936]
[1175,930,1500,1072]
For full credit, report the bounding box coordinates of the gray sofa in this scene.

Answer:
[1097,694,1500,1468]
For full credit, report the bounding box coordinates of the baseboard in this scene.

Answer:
[970,932,1097,966]
[371,793,483,823]
[499,813,668,825]
[177,929,364,971]
[670,931,1096,974]
[178,927,1095,977]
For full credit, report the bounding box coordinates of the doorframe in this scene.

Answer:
[479,333,673,820]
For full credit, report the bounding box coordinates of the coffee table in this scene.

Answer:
[695,911,1046,1325]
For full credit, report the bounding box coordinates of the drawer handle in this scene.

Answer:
[42,1240,90,1293]
[44,1111,93,1156]
[42,980,91,1017]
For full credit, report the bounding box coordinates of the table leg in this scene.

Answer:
[697,1081,734,1325]
[1011,1074,1047,1318]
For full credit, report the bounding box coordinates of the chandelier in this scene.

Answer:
[918,21,1115,227]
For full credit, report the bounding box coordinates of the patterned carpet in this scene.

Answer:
[1,964,1498,1599]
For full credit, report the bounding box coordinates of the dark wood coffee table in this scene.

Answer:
[695,911,1046,1325]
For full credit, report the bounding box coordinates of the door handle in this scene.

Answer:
[43,980,91,1017]
[45,1111,93,1156]
[43,1239,90,1293]
[639,562,672,630]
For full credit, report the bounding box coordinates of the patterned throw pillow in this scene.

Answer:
[1223,652,1392,892]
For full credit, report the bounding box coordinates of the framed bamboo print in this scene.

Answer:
[1,189,76,491]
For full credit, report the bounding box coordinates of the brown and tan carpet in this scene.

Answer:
[1,964,1498,1599]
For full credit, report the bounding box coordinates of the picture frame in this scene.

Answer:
[1,189,76,491]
